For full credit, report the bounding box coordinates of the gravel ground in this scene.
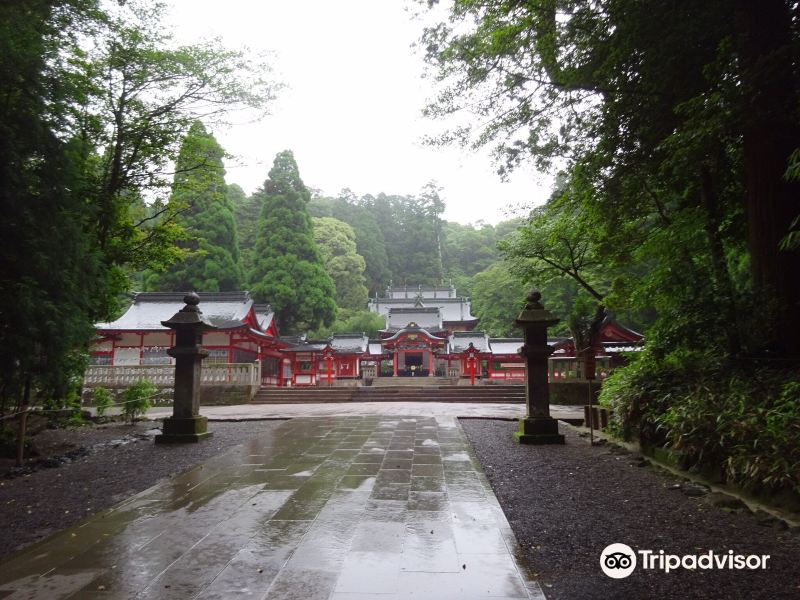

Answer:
[461,419,800,600]
[0,419,285,560]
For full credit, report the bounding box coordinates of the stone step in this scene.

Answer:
[250,384,526,404]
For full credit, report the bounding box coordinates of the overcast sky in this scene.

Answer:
[165,0,552,225]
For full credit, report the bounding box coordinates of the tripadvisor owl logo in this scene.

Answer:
[600,543,771,578]
[600,543,637,579]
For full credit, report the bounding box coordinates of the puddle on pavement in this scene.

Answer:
[0,416,540,599]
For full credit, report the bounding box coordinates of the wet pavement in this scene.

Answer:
[142,401,582,422]
[0,416,546,599]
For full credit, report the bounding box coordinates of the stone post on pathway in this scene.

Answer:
[155,292,216,444]
[514,290,565,445]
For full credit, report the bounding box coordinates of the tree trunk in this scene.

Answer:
[735,0,800,354]
[700,164,741,355]
[15,376,31,467]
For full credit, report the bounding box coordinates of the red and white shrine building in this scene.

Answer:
[280,284,643,386]
[85,285,644,390]
[87,292,288,389]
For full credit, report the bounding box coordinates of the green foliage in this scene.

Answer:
[312,217,369,310]
[0,0,277,412]
[0,0,107,409]
[146,121,242,292]
[600,351,800,494]
[469,264,526,336]
[121,380,155,424]
[308,309,386,340]
[309,189,524,297]
[422,0,800,351]
[309,191,391,296]
[362,185,445,286]
[93,387,114,417]
[248,151,337,333]
[229,183,261,273]
[72,0,277,280]
[441,221,507,279]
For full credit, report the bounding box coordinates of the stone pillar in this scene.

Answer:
[514,291,565,444]
[155,292,217,444]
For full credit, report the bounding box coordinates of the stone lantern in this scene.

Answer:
[155,292,217,443]
[514,290,565,444]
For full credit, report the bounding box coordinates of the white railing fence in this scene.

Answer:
[84,363,260,387]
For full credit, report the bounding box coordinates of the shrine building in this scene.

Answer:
[84,284,644,394]
[86,292,287,394]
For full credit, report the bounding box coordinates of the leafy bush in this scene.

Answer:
[599,348,712,444]
[63,388,88,427]
[600,350,800,494]
[120,380,156,424]
[93,387,114,417]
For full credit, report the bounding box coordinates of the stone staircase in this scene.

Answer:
[251,384,525,404]
[371,376,457,387]
[251,386,355,404]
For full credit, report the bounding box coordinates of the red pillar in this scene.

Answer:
[393,351,398,377]
[428,350,434,376]
[470,356,476,386]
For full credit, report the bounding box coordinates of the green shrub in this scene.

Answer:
[93,387,114,417]
[121,379,156,424]
[599,350,800,494]
[599,348,713,444]
[64,388,88,427]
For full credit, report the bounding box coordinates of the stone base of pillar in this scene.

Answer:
[513,417,565,445]
[155,416,213,444]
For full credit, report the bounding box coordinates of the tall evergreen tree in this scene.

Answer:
[147,122,242,292]
[312,217,369,310]
[249,151,336,332]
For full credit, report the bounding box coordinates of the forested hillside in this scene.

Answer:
[133,119,653,340]
[138,127,637,340]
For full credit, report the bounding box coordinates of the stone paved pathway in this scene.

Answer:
[143,402,582,422]
[0,416,546,600]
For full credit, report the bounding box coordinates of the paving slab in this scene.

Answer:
[0,416,545,600]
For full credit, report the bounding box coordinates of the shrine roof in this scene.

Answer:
[282,341,328,353]
[95,291,257,331]
[382,284,457,300]
[330,333,369,354]
[599,316,645,342]
[253,303,275,331]
[370,297,477,324]
[449,331,490,353]
[488,338,523,354]
[381,326,447,342]
[386,307,442,330]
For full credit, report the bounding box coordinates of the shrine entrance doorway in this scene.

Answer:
[398,351,428,377]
